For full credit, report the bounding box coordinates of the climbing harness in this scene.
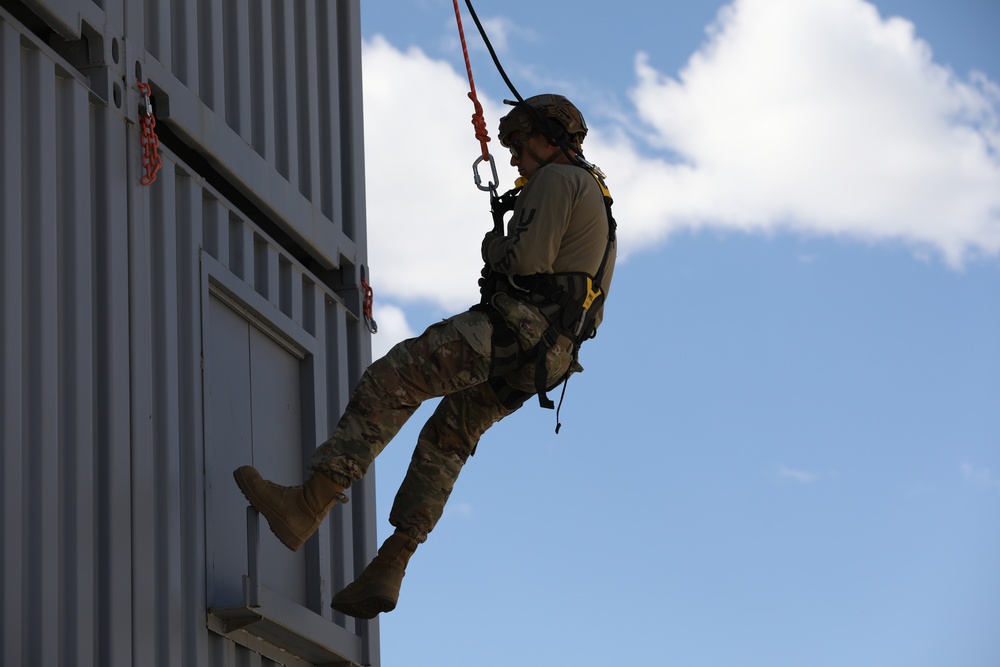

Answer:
[137,80,162,186]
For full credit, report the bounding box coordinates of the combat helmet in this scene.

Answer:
[498,94,588,151]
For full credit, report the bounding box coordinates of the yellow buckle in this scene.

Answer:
[582,276,602,310]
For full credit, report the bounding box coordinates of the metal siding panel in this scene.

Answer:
[325,302,357,622]
[315,0,339,221]
[230,212,254,283]
[202,192,228,265]
[249,0,275,161]
[131,0,364,275]
[198,0,225,114]
[2,2,377,665]
[337,0,365,245]
[140,52,357,275]
[145,0,171,69]
[250,323,308,605]
[0,19,24,667]
[200,209,372,663]
[56,69,96,667]
[301,286,330,615]
[171,0,197,88]
[20,0,106,39]
[91,99,134,667]
[294,1,320,202]
[325,293,380,660]
[253,236,280,304]
[175,171,211,667]
[208,631,234,666]
[356,471,381,667]
[301,276,317,338]
[222,0,250,139]
[272,0,298,185]
[21,44,61,667]
[325,294,353,431]
[204,293,255,609]
[149,164,185,665]
[265,243,281,306]
[128,124,159,667]
[279,259,304,325]
[134,0,357,261]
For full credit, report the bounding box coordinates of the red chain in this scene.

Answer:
[137,80,162,186]
[361,276,374,321]
[361,273,378,334]
[452,0,490,160]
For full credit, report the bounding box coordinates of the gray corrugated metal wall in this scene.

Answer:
[1,1,379,665]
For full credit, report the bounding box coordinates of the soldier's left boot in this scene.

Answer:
[233,466,348,551]
[331,532,418,619]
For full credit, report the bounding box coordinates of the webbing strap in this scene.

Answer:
[533,328,561,410]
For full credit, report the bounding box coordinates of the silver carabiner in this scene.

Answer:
[473,154,500,193]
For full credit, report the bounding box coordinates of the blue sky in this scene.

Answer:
[354,1,999,665]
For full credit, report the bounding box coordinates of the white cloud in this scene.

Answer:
[777,466,819,483]
[625,0,1000,265]
[361,0,1000,316]
[370,303,417,360]
[960,462,1000,490]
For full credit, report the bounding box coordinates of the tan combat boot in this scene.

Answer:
[233,466,348,551]
[331,532,418,619]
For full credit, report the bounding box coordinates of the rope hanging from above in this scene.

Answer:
[452,0,499,192]
[452,0,490,161]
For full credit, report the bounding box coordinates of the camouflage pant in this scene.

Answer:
[310,294,573,542]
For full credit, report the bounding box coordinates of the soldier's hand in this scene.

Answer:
[481,230,502,262]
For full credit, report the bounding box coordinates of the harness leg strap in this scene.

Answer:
[533,327,563,409]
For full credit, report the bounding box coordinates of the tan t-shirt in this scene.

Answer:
[485,163,616,328]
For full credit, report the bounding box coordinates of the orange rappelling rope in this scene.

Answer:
[452,0,491,161]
